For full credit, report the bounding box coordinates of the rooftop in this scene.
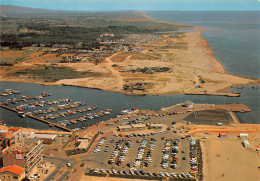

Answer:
[0,129,8,133]
[28,133,56,140]
[3,139,42,154]
[132,124,146,128]
[150,124,164,127]
[118,125,132,129]
[0,165,24,176]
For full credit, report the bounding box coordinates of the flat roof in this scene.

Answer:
[0,130,8,133]
[77,141,89,149]
[118,125,132,129]
[150,124,164,127]
[29,134,56,140]
[77,138,90,142]
[3,139,42,154]
[132,124,146,128]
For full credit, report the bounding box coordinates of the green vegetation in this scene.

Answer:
[7,66,101,82]
[1,12,183,49]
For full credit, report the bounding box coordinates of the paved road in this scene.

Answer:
[43,154,94,181]
[43,157,74,181]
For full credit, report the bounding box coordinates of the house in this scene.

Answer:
[0,165,25,181]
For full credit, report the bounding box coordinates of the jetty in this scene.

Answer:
[0,104,73,132]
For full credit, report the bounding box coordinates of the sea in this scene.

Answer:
[147,11,260,79]
[0,11,259,130]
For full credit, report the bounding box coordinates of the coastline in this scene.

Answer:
[0,12,259,96]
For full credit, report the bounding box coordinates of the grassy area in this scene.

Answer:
[7,66,101,82]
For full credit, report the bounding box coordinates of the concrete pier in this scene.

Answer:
[0,104,73,132]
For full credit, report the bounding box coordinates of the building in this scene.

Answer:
[117,125,132,132]
[239,133,249,138]
[21,131,34,138]
[132,124,146,131]
[149,124,164,130]
[77,139,90,150]
[28,134,56,144]
[183,101,194,108]
[0,165,25,181]
[0,128,22,150]
[2,139,43,175]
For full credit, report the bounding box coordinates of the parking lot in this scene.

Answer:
[86,115,193,177]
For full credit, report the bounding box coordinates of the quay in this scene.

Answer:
[0,104,73,132]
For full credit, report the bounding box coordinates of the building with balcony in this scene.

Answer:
[2,139,43,175]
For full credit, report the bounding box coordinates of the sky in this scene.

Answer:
[1,0,260,11]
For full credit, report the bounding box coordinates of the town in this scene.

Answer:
[0,89,259,181]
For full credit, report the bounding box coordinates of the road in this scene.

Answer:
[43,154,94,181]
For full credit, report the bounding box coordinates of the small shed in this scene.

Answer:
[239,133,249,138]
[242,140,250,148]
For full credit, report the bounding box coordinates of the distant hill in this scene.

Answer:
[0,5,82,15]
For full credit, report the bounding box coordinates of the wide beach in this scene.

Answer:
[0,13,259,96]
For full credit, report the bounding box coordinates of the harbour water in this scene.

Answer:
[0,82,259,131]
[1,11,259,129]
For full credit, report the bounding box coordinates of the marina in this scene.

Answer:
[0,103,72,132]
[0,82,259,132]
[0,87,113,132]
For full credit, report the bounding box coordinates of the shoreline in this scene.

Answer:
[0,13,259,96]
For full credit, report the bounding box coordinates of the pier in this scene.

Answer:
[0,104,73,132]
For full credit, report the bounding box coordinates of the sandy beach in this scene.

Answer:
[0,15,259,96]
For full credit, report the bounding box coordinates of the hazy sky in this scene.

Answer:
[1,0,260,11]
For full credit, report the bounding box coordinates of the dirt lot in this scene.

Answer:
[201,138,260,181]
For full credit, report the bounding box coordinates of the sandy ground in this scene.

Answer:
[53,28,258,96]
[81,174,168,180]
[201,138,260,181]
[1,24,258,96]
[80,176,142,181]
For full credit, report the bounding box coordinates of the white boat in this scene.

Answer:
[120,109,132,115]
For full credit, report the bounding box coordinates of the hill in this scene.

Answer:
[0,5,79,15]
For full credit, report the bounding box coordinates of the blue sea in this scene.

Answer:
[147,11,260,79]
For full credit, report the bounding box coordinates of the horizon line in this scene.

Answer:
[1,4,260,12]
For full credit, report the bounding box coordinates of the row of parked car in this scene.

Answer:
[116,140,132,166]
[93,137,107,153]
[133,139,148,167]
[143,138,156,167]
[170,139,179,169]
[108,139,132,165]
[161,138,180,169]
[190,138,198,173]
[85,167,194,178]
[161,139,172,169]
